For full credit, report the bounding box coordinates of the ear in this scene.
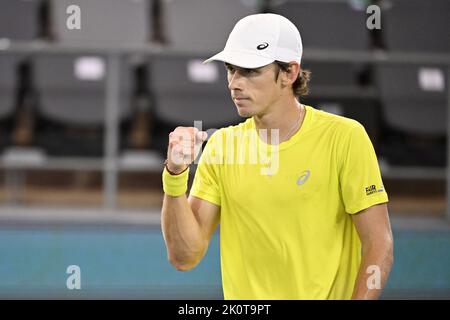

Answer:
[280,62,300,87]
[287,62,300,85]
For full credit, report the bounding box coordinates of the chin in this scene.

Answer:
[235,104,255,118]
[237,109,252,117]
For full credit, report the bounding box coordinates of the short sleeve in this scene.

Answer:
[339,123,388,214]
[189,130,222,206]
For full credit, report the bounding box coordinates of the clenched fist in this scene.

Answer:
[166,127,208,174]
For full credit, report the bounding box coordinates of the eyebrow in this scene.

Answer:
[224,63,236,69]
[224,63,259,72]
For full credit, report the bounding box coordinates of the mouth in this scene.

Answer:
[233,97,249,102]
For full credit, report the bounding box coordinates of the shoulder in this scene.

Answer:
[307,105,366,141]
[312,106,362,131]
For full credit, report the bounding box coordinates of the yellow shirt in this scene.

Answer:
[190,105,388,299]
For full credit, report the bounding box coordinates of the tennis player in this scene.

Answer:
[161,13,393,300]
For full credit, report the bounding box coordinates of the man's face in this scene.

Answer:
[226,62,282,118]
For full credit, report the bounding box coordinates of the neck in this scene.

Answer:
[253,97,305,144]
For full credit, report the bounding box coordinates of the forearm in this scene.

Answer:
[161,194,207,271]
[351,242,394,300]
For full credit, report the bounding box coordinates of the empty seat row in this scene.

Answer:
[0,53,447,159]
[0,54,239,156]
[0,0,261,51]
[1,0,449,53]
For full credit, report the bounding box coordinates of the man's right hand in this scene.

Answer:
[166,127,208,174]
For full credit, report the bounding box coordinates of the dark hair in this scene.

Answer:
[275,61,311,97]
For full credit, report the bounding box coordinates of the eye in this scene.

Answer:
[241,68,257,76]
[225,65,258,77]
[225,64,235,73]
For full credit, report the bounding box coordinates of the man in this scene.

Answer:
[161,13,393,300]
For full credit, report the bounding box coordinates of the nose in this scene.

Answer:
[227,71,243,91]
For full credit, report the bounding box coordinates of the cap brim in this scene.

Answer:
[203,50,274,69]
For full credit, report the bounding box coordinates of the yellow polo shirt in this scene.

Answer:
[190,105,388,299]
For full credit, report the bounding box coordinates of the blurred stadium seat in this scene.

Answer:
[42,0,155,156]
[32,54,134,156]
[0,0,42,41]
[148,55,241,153]
[271,0,370,50]
[376,64,447,167]
[382,0,450,53]
[376,0,449,167]
[0,55,23,151]
[377,65,447,136]
[160,0,261,51]
[0,55,20,122]
[49,0,152,46]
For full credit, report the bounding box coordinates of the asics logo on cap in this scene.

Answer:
[257,42,269,50]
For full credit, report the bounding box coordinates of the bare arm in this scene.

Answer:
[161,126,220,271]
[162,194,220,271]
[351,203,394,299]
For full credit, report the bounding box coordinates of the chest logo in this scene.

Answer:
[297,170,311,186]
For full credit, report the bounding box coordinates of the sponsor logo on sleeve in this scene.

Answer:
[366,185,377,196]
[366,184,385,196]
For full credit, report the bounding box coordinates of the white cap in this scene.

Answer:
[204,13,303,69]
